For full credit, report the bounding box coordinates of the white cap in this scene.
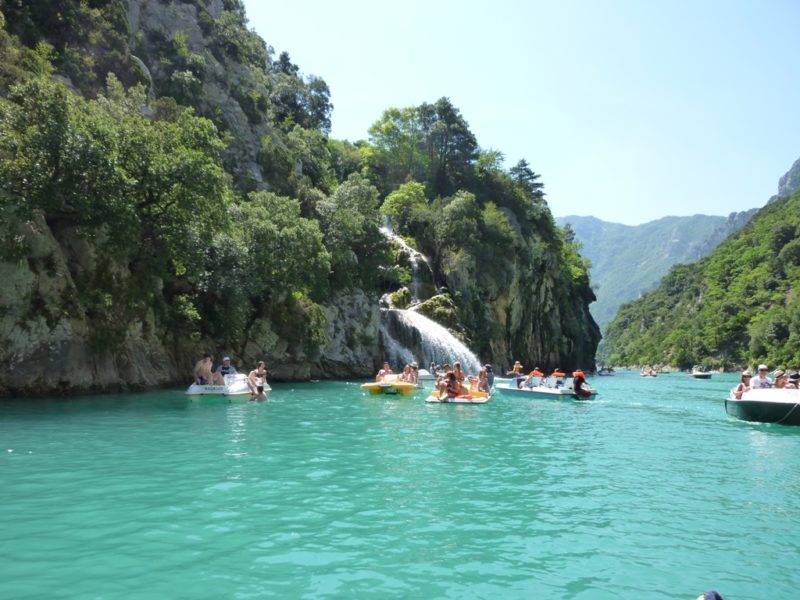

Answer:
[758,364,768,371]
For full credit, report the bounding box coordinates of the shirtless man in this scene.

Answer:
[248,361,268,400]
[193,354,214,385]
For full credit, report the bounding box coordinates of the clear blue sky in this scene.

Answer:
[242,0,800,225]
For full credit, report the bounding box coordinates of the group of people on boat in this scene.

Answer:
[507,362,593,398]
[192,354,269,400]
[376,361,420,385]
[733,364,800,398]
[433,361,491,399]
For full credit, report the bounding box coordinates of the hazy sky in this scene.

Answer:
[242,0,800,225]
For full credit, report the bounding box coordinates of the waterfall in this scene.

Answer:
[378,218,482,375]
[381,309,482,375]
[380,220,434,304]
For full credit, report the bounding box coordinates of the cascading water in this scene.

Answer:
[380,220,434,304]
[381,309,482,374]
[378,219,483,374]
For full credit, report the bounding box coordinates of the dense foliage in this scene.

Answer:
[0,0,599,378]
[605,192,800,370]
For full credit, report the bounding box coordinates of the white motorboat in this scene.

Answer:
[690,366,713,379]
[725,387,800,425]
[496,381,597,400]
[185,373,269,400]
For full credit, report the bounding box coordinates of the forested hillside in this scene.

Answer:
[605,189,800,370]
[555,212,755,328]
[0,0,599,394]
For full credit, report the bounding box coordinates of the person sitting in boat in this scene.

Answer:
[522,368,544,389]
[551,369,566,388]
[507,360,523,376]
[733,369,752,399]
[439,372,468,399]
[572,370,592,398]
[773,370,788,389]
[248,360,268,401]
[193,354,214,385]
[398,364,413,382]
[375,361,394,382]
[476,369,490,393]
[213,356,237,385]
[750,364,773,389]
[453,361,467,385]
[409,363,419,385]
[192,354,211,385]
[786,372,800,389]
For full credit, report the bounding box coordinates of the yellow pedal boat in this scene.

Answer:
[361,375,421,396]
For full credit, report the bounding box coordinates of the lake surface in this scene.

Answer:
[2,372,799,599]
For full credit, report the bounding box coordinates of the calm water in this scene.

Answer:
[2,372,799,599]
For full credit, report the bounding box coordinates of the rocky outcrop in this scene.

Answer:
[0,209,384,394]
[778,157,800,199]
[128,0,272,189]
[0,216,180,395]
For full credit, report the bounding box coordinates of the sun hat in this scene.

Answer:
[789,372,800,381]
[758,364,768,371]
[741,369,752,377]
[773,369,786,378]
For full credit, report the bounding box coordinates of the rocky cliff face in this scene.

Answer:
[127,0,271,189]
[777,157,800,199]
[0,213,381,395]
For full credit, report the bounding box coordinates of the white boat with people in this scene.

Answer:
[496,369,597,401]
[690,365,713,379]
[725,387,800,425]
[185,373,270,400]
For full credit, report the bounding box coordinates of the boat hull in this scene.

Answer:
[425,390,490,404]
[496,383,596,400]
[360,381,421,396]
[725,389,800,425]
[186,374,270,400]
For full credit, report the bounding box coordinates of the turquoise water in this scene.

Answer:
[2,372,799,599]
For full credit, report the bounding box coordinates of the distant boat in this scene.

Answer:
[640,366,657,377]
[690,366,713,379]
[725,388,800,425]
[597,367,615,376]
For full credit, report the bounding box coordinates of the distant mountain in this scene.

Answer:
[555,211,756,328]
[603,156,800,370]
[604,189,800,370]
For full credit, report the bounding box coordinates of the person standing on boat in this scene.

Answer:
[248,361,268,400]
[507,360,523,376]
[484,364,494,387]
[193,354,214,385]
[750,364,773,389]
[376,361,394,382]
[213,356,238,385]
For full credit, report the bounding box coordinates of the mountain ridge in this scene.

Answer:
[555,209,756,328]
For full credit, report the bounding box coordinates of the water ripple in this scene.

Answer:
[2,376,799,598]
